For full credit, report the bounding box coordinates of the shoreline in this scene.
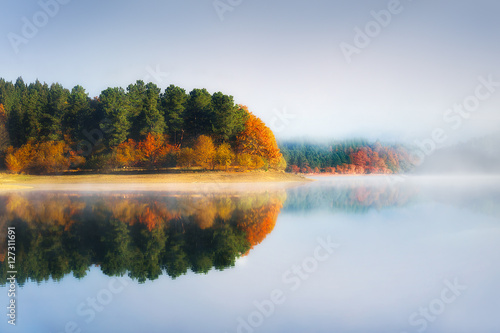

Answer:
[0,171,311,192]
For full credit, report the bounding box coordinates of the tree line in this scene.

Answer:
[0,77,285,174]
[280,140,415,174]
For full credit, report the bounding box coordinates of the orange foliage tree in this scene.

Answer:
[236,106,284,170]
[113,133,178,169]
[351,147,391,174]
[113,139,137,167]
[136,133,176,168]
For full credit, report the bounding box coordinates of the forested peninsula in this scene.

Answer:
[0,78,413,175]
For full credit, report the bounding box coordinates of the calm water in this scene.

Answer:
[1,175,499,333]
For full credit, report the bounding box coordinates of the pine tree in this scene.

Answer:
[161,85,187,146]
[99,87,131,146]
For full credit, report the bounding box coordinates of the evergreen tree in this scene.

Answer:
[184,88,213,140]
[99,87,130,146]
[138,82,165,137]
[211,92,247,143]
[126,80,146,140]
[65,85,91,141]
[44,83,70,141]
[161,84,187,145]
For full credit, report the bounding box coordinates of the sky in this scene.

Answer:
[1,0,499,144]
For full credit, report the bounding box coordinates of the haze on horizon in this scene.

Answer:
[1,0,499,145]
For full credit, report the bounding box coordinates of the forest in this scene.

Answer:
[0,77,414,175]
[280,140,415,174]
[0,77,284,174]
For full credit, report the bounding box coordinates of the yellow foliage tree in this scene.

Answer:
[193,135,216,169]
[5,141,84,174]
[215,142,235,170]
[236,153,265,170]
[177,147,195,168]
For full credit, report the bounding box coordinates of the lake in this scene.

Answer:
[1,175,499,333]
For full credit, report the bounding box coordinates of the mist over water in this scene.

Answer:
[1,175,499,333]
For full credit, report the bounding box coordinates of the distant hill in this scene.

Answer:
[413,134,500,174]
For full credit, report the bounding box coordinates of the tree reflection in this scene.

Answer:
[0,192,285,284]
[283,180,417,213]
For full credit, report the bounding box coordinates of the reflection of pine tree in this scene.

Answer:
[129,224,167,282]
[186,226,214,274]
[100,219,131,277]
[213,224,250,270]
[162,221,189,279]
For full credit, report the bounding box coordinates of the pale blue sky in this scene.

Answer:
[1,0,499,143]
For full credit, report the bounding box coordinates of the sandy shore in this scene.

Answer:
[0,171,311,192]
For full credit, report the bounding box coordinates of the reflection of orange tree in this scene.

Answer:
[1,192,286,235]
[106,193,286,234]
[0,191,286,284]
[108,198,180,231]
[236,193,285,250]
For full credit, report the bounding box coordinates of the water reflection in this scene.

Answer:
[2,176,496,287]
[284,176,417,213]
[1,176,499,333]
[0,191,285,284]
[284,175,500,218]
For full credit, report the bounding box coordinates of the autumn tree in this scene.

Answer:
[369,151,388,173]
[351,147,371,169]
[5,144,32,173]
[113,139,137,167]
[193,135,216,169]
[5,140,84,174]
[236,107,283,169]
[215,142,235,170]
[177,147,195,168]
[236,153,265,170]
[136,133,176,169]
